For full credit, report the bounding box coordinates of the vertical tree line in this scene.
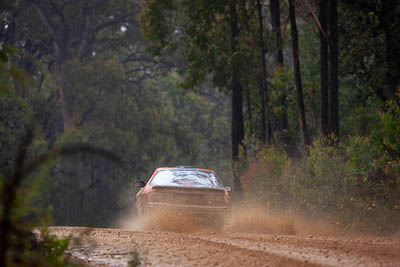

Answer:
[288,0,310,152]
[329,0,339,141]
[256,0,271,145]
[229,0,245,193]
[3,0,393,200]
[139,0,343,191]
[319,0,330,138]
[317,0,339,142]
[270,0,288,133]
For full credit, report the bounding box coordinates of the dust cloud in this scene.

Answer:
[115,208,213,233]
[225,205,340,236]
[114,205,340,237]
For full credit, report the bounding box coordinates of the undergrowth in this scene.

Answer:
[241,93,400,235]
[0,129,121,266]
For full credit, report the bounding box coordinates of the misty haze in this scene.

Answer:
[1,0,400,266]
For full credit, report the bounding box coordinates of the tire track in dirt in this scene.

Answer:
[51,227,400,267]
[188,232,400,266]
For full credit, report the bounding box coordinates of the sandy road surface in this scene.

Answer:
[51,226,400,267]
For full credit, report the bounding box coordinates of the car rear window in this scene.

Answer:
[150,169,224,189]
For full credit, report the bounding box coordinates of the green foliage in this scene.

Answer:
[40,225,71,266]
[303,137,347,212]
[139,0,176,55]
[2,225,72,267]
[39,61,232,226]
[139,0,248,90]
[0,136,69,266]
[340,1,400,101]
[345,135,379,184]
[0,94,34,175]
[242,131,400,234]
[0,127,122,265]
[270,65,297,146]
[374,91,400,163]
[2,0,398,239]
[241,146,290,207]
[370,90,400,198]
[0,45,28,95]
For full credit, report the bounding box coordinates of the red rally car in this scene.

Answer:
[134,166,232,227]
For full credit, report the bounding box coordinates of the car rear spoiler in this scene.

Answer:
[151,185,226,192]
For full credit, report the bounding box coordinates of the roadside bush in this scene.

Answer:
[0,95,33,175]
[2,213,72,267]
[305,137,347,212]
[241,145,290,208]
[0,129,121,266]
[241,131,400,234]
[0,130,72,266]
[372,91,400,194]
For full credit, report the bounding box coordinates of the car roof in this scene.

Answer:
[155,166,216,173]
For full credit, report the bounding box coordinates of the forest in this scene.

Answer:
[0,0,399,265]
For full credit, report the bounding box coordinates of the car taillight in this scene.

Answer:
[224,196,230,204]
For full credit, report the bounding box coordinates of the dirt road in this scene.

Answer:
[51,225,400,267]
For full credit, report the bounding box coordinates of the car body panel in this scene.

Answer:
[135,167,232,226]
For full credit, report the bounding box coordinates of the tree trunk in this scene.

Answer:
[270,0,284,65]
[54,61,73,130]
[32,1,73,130]
[270,0,288,133]
[288,0,310,152]
[328,0,339,142]
[246,82,253,136]
[256,0,272,144]
[243,8,254,138]
[230,0,244,194]
[381,0,400,98]
[320,0,330,137]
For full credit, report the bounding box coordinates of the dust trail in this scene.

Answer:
[226,205,340,236]
[114,209,212,233]
[115,205,339,237]
[225,206,296,235]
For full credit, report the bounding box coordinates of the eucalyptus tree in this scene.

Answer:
[329,0,339,140]
[340,0,400,103]
[319,0,329,138]
[2,0,150,130]
[288,0,310,152]
[269,0,288,133]
[256,0,271,144]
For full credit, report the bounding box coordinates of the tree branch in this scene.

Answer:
[89,13,137,35]
[297,0,328,41]
[28,0,64,58]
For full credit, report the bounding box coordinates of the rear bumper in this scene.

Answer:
[144,201,231,217]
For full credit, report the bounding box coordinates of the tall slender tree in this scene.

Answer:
[245,81,254,136]
[243,8,255,138]
[256,0,272,144]
[320,0,330,137]
[8,0,140,130]
[270,0,284,66]
[288,0,310,152]
[270,0,288,133]
[329,0,339,141]
[230,0,244,193]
